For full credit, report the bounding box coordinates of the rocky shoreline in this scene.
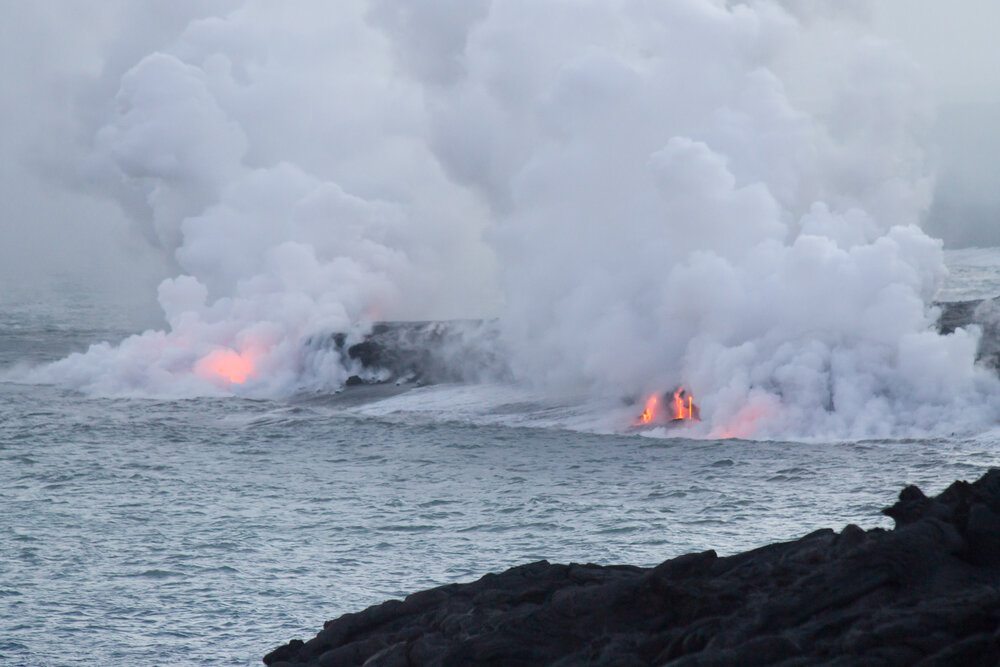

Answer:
[263,469,1000,666]
[299,297,1000,394]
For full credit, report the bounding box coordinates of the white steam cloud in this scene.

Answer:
[24,0,1000,438]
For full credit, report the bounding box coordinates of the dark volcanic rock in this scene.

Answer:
[264,470,1000,666]
[305,320,508,387]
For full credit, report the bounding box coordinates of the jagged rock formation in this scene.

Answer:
[264,470,1000,666]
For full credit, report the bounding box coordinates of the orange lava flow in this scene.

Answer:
[634,387,699,427]
[672,388,694,420]
[636,394,659,425]
[198,349,255,384]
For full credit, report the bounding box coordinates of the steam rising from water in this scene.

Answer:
[24,1,1000,438]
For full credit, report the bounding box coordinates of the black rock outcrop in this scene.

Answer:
[303,320,508,387]
[265,470,1000,666]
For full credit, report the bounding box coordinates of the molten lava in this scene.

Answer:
[637,394,659,425]
[634,387,699,427]
[672,388,696,421]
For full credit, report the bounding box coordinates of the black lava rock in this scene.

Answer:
[305,320,509,387]
[264,469,1000,666]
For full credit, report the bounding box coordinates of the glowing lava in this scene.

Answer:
[634,387,699,426]
[197,348,255,384]
[672,388,696,421]
[636,394,659,425]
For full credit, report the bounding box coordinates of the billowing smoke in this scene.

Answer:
[25,1,1000,437]
[30,1,500,396]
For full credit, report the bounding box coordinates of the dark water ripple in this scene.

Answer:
[3,381,1000,665]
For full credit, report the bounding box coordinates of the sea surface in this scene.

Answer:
[3,249,1000,666]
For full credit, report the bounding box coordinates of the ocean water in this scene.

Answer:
[3,250,1000,666]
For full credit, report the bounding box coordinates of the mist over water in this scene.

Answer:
[15,0,1000,439]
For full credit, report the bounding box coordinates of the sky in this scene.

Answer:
[1,0,998,308]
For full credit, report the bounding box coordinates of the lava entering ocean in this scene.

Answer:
[633,387,700,428]
[636,394,659,425]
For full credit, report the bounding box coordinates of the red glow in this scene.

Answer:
[197,349,255,384]
[710,397,775,439]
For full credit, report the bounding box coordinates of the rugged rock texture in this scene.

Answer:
[265,470,1000,666]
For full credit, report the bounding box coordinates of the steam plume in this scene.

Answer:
[25,0,1000,438]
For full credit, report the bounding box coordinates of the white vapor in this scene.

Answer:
[23,0,1000,438]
